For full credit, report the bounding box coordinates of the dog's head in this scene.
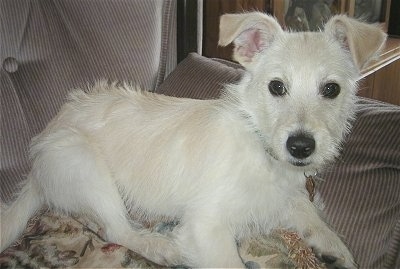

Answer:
[219,12,386,171]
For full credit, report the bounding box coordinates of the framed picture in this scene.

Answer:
[272,0,392,32]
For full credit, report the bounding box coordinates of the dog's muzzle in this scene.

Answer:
[286,134,315,162]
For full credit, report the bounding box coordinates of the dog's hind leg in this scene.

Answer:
[31,129,181,266]
[77,183,181,266]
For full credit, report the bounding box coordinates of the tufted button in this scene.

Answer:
[3,57,18,73]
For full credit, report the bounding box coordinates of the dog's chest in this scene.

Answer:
[227,171,306,234]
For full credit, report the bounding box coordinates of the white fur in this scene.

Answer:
[1,13,386,268]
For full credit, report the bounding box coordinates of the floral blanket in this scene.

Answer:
[0,209,326,268]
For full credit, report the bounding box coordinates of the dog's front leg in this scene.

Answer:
[176,217,246,268]
[287,199,357,268]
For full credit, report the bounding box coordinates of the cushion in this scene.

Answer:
[158,53,400,269]
[156,53,244,98]
[0,210,325,268]
[320,99,400,269]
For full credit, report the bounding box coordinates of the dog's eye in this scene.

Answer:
[268,80,287,97]
[321,83,340,99]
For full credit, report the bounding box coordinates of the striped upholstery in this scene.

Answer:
[320,99,400,269]
[158,53,400,268]
[1,0,176,202]
[157,53,244,99]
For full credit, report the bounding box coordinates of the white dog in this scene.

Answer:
[1,13,386,268]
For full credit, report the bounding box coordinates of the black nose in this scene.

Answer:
[286,134,315,159]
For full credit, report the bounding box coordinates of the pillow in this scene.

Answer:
[0,210,325,269]
[319,99,400,269]
[157,53,400,269]
[156,53,244,99]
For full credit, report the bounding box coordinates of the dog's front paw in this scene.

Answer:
[305,230,357,269]
[147,235,182,266]
[130,232,182,266]
[318,253,356,269]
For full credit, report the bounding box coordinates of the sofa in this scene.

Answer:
[1,1,399,268]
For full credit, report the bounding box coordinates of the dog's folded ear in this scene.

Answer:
[324,15,387,70]
[218,12,283,67]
